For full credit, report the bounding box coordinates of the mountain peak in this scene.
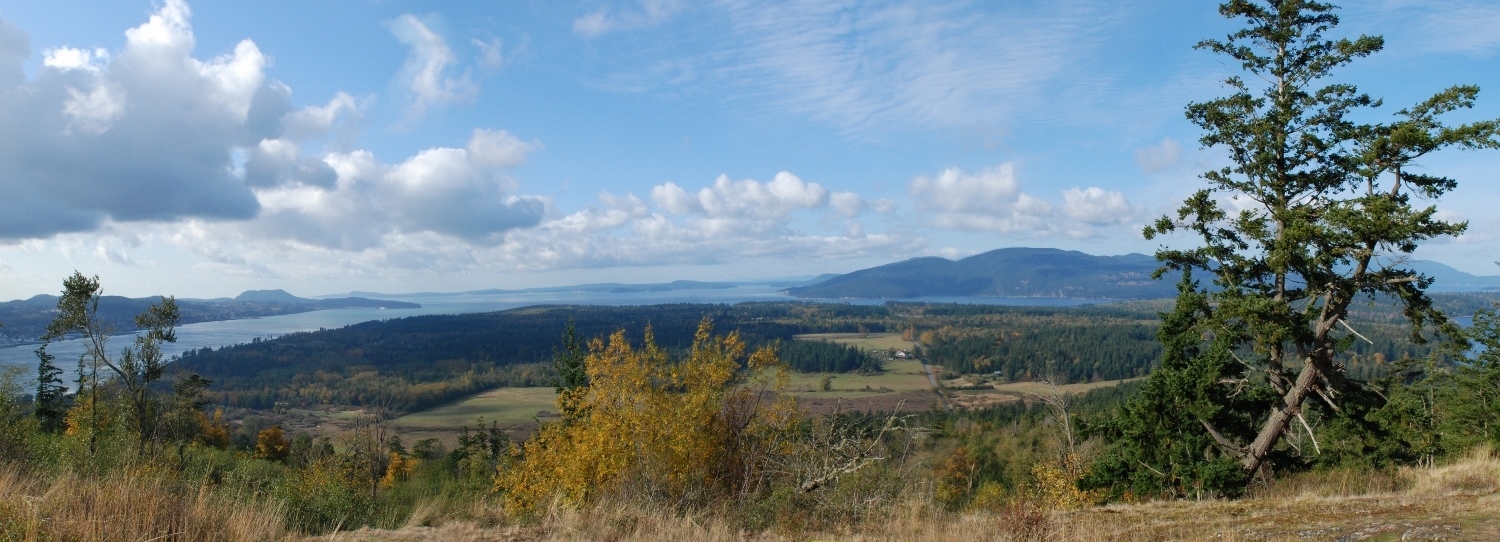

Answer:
[234,289,306,303]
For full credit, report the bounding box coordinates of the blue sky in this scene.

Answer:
[0,0,1497,299]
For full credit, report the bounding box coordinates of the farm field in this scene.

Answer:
[392,386,558,431]
[793,331,912,352]
[375,330,1139,441]
[783,358,931,395]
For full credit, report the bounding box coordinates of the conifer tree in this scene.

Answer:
[1098,0,1499,492]
[33,344,67,433]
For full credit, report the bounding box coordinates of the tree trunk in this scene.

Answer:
[1241,359,1322,476]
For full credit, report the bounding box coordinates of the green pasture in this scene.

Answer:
[793,331,913,352]
[393,387,558,429]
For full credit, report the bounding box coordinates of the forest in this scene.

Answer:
[158,296,1462,413]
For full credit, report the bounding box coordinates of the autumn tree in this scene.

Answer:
[1104,0,1499,492]
[498,319,798,515]
[43,272,182,448]
[256,425,291,462]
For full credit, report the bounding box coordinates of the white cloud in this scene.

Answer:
[0,0,277,239]
[1060,187,1138,226]
[909,164,1141,237]
[472,37,504,70]
[61,82,127,135]
[652,171,830,219]
[244,128,546,250]
[281,92,359,140]
[389,14,477,120]
[602,0,1122,138]
[0,1,536,253]
[43,46,109,71]
[573,11,615,39]
[1352,0,1500,56]
[910,165,1052,233]
[573,0,685,38]
[466,129,538,169]
[1135,137,1182,173]
[830,191,865,218]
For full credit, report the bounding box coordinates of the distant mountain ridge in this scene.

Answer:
[336,275,839,299]
[786,248,1500,300]
[785,248,1179,300]
[0,290,418,345]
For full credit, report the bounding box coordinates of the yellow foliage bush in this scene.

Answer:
[498,319,799,516]
[255,426,291,462]
[382,452,417,488]
[1027,453,1099,510]
[199,408,232,449]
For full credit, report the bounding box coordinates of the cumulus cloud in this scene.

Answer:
[1134,137,1182,173]
[830,191,865,218]
[0,0,277,240]
[242,138,338,189]
[152,169,913,281]
[466,129,538,169]
[1060,187,1138,225]
[389,14,477,120]
[0,1,538,252]
[651,171,829,219]
[909,164,1141,237]
[281,92,359,140]
[247,128,545,249]
[909,165,1052,233]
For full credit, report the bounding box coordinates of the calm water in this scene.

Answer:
[0,287,1106,375]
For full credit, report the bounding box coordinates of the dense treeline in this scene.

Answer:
[168,303,890,409]
[777,340,883,373]
[920,319,1161,382]
[165,298,1454,410]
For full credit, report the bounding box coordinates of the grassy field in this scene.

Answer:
[989,378,1142,396]
[392,386,558,431]
[793,331,912,352]
[783,358,932,396]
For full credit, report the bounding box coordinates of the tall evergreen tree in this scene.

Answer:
[1102,0,1499,490]
[553,319,589,421]
[33,344,67,433]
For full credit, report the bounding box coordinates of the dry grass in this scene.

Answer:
[1411,446,1500,496]
[315,447,1500,542]
[0,462,291,541]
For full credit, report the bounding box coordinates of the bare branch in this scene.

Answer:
[1338,319,1374,345]
[1296,413,1321,455]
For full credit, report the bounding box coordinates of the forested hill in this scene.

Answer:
[785,248,1500,299]
[164,298,1447,412]
[167,302,896,410]
[785,248,1179,299]
[0,290,418,344]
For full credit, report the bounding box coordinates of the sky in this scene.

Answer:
[0,0,1497,300]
